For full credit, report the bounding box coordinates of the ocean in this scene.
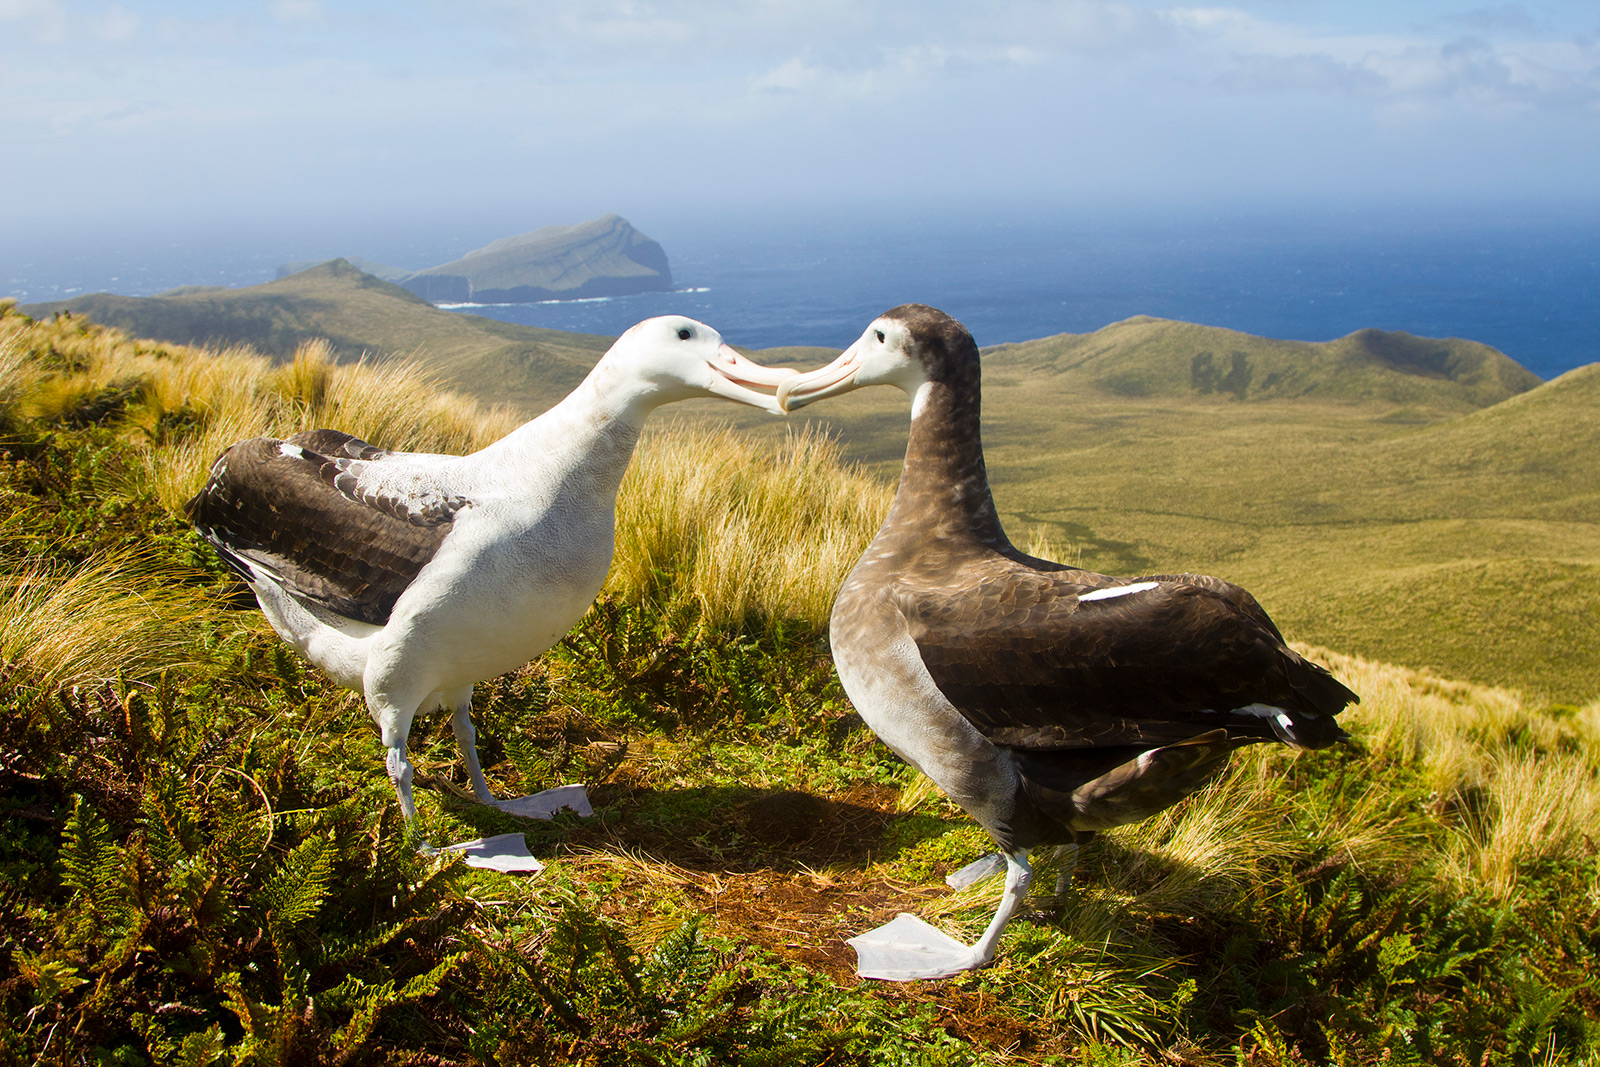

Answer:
[6,206,1596,381]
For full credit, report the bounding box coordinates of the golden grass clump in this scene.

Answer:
[608,421,894,631]
[1302,645,1600,901]
[1102,751,1299,913]
[0,306,524,511]
[1454,750,1600,900]
[136,339,521,513]
[0,548,219,690]
[0,331,28,422]
[314,352,520,456]
[1020,526,1083,568]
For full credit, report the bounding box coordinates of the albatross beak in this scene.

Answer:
[777,340,862,413]
[706,343,798,414]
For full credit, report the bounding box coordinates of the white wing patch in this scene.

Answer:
[1236,703,1288,719]
[1079,581,1159,602]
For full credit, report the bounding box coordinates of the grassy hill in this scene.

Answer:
[17,272,1597,698]
[20,260,613,410]
[0,302,1596,1064]
[985,315,1540,412]
[21,268,1537,419]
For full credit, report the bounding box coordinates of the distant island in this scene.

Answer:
[275,214,673,305]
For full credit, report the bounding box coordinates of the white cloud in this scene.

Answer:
[1216,52,1385,96]
[1443,6,1540,35]
[0,0,1595,222]
[271,0,324,26]
[1213,27,1600,116]
[94,3,137,40]
[0,0,58,18]
[0,0,66,42]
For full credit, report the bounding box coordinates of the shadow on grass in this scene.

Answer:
[576,782,902,872]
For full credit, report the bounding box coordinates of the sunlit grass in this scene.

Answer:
[0,547,218,689]
[1101,753,1298,914]
[4,300,1598,1062]
[1303,645,1600,902]
[0,325,28,425]
[609,421,893,630]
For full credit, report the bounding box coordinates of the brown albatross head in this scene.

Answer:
[778,304,979,412]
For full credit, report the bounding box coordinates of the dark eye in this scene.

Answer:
[875,330,885,342]
[677,328,691,340]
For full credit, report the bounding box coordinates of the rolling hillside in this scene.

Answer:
[20,260,613,410]
[1,300,1596,1064]
[15,273,1596,698]
[985,314,1541,412]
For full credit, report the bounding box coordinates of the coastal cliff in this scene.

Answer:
[400,214,672,304]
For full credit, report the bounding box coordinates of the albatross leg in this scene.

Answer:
[1037,840,1082,912]
[849,850,1033,981]
[385,744,418,821]
[448,690,494,803]
[369,684,422,823]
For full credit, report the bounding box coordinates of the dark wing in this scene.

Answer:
[184,433,464,625]
[903,564,1356,752]
[287,428,394,462]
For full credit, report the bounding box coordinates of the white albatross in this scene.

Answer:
[186,316,795,850]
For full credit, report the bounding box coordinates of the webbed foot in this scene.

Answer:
[848,913,991,981]
[431,833,546,873]
[492,783,593,820]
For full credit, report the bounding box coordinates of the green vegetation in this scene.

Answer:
[1,303,1597,1064]
[25,274,1595,696]
[19,261,614,413]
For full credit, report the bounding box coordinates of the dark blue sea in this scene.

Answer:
[6,205,1596,381]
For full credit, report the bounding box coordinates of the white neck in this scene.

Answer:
[467,354,666,496]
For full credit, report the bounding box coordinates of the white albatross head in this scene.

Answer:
[776,312,927,412]
[602,315,797,415]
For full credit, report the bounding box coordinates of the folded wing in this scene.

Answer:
[903,565,1356,752]
[185,430,466,625]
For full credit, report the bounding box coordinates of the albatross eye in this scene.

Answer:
[677,328,692,340]
[875,330,886,343]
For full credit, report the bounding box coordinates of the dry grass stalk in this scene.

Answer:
[1104,754,1299,913]
[1450,751,1600,900]
[0,549,218,689]
[0,331,30,418]
[610,422,893,630]
[1303,644,1600,900]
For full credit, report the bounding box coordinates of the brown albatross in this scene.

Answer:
[777,304,1357,980]
[187,316,794,853]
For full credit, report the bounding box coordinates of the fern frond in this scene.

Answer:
[257,832,336,928]
[59,794,132,921]
[326,952,465,1055]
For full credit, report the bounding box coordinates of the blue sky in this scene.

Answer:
[2,0,1597,242]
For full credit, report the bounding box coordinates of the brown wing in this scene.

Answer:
[903,563,1355,752]
[184,433,462,625]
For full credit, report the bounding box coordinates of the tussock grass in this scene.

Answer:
[0,547,215,689]
[4,301,1598,1063]
[0,309,519,511]
[0,325,30,423]
[145,339,521,512]
[1456,750,1600,900]
[610,421,893,630]
[1307,646,1600,902]
[1102,752,1298,913]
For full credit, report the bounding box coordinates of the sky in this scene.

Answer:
[2,0,1597,251]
